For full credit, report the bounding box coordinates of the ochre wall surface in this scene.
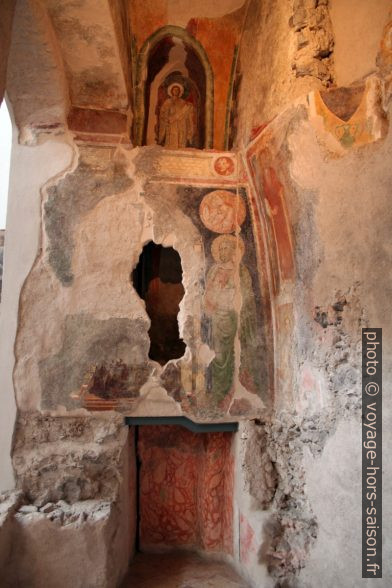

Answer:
[234,0,335,146]
[330,0,391,86]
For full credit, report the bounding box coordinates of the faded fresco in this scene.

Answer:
[199,190,246,233]
[309,77,388,151]
[204,234,261,404]
[75,183,268,417]
[14,145,270,421]
[140,33,209,148]
[204,235,241,404]
[131,4,247,149]
[158,82,196,148]
[175,184,268,413]
[247,141,295,293]
[138,426,234,553]
[214,156,235,176]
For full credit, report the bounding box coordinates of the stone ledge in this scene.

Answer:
[0,498,130,588]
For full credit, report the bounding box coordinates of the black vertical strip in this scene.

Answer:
[135,425,141,553]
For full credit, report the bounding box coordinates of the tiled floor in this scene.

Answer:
[121,551,250,588]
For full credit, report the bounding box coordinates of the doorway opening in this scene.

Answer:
[129,424,235,558]
[132,242,186,365]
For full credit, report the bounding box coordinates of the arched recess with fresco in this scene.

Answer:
[134,26,214,149]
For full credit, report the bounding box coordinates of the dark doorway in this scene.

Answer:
[132,242,186,365]
[129,424,235,555]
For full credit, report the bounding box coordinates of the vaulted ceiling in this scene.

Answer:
[6,0,131,136]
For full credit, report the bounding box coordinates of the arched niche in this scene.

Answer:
[134,26,214,149]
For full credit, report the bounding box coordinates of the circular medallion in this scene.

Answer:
[199,190,246,234]
[214,156,235,176]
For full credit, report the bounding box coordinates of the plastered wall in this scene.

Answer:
[234,66,392,586]
[0,133,74,491]
[12,144,272,423]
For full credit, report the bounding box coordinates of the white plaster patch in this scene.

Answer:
[197,342,215,367]
[135,378,182,416]
[287,114,329,190]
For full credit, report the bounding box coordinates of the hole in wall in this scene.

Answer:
[132,241,186,365]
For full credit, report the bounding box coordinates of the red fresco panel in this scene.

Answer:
[138,426,234,554]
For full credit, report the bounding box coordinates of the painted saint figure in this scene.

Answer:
[204,236,241,403]
[204,235,262,403]
[158,83,195,149]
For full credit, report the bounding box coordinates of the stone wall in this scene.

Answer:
[233,0,335,148]
[233,0,391,148]
[12,413,130,504]
[1,415,134,587]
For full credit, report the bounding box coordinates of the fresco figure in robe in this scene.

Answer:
[238,261,264,397]
[158,83,195,149]
[204,236,239,403]
[204,234,262,403]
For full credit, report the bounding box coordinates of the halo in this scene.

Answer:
[168,82,184,97]
[211,235,245,262]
